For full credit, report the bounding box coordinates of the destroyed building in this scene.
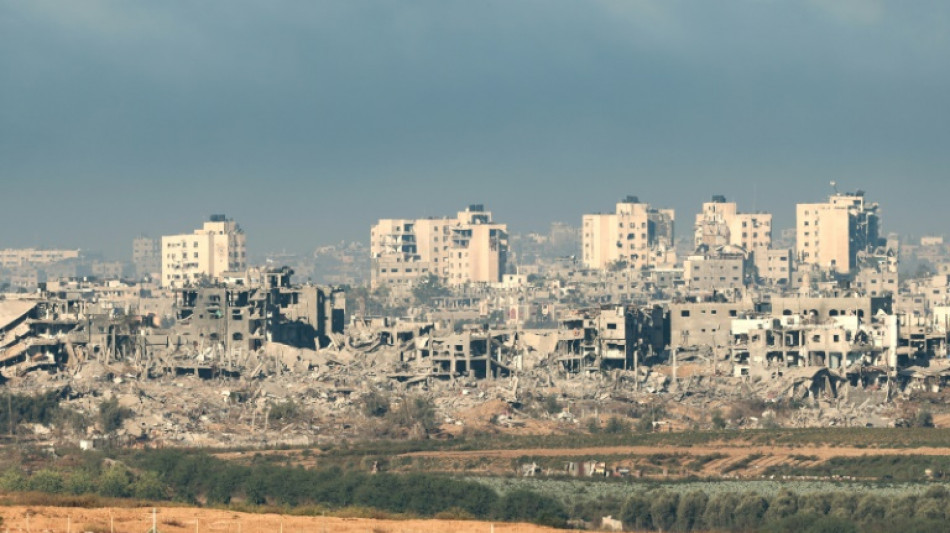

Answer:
[173,267,345,355]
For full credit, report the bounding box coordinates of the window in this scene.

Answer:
[681,310,690,317]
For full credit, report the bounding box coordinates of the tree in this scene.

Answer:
[386,395,438,435]
[916,409,934,428]
[676,490,708,532]
[99,397,132,433]
[27,469,64,493]
[494,490,568,528]
[733,494,768,531]
[703,493,740,530]
[649,491,679,532]
[764,489,799,522]
[97,466,132,498]
[711,409,727,430]
[133,471,166,500]
[621,492,653,531]
[362,390,390,418]
[412,274,451,306]
[543,395,562,415]
[604,416,629,434]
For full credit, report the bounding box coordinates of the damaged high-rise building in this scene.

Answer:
[582,196,676,270]
[797,191,883,273]
[370,204,508,288]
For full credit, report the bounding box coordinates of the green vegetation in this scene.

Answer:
[316,426,950,457]
[0,389,80,433]
[411,274,451,306]
[542,395,562,415]
[98,397,133,433]
[0,450,568,528]
[763,455,950,482]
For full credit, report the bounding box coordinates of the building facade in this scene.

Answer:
[694,195,772,255]
[0,249,80,269]
[161,215,247,288]
[582,196,675,270]
[796,191,881,273]
[371,205,508,288]
[132,236,160,278]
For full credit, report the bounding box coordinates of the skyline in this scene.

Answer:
[2,1,949,257]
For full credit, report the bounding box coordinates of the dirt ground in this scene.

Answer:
[401,444,950,477]
[0,506,562,533]
[403,443,950,460]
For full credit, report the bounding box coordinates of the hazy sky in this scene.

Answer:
[2,0,949,258]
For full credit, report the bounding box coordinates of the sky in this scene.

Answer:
[1,0,949,258]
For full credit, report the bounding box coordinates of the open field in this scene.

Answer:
[223,429,950,480]
[0,505,562,533]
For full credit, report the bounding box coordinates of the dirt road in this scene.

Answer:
[0,506,560,533]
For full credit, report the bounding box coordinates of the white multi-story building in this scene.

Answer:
[0,248,80,268]
[694,195,772,255]
[160,215,247,288]
[582,196,675,270]
[797,191,881,273]
[371,205,508,288]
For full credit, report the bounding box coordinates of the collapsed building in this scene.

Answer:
[0,267,345,381]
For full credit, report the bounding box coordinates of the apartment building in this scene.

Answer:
[694,195,772,255]
[132,236,160,278]
[160,215,247,288]
[582,196,675,270]
[0,248,80,268]
[796,191,882,273]
[371,205,508,288]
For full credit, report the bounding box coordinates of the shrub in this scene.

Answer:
[604,416,629,434]
[362,391,390,418]
[133,471,166,501]
[711,409,727,430]
[543,396,562,415]
[0,469,26,491]
[494,489,568,528]
[386,396,438,434]
[65,471,96,496]
[269,400,301,422]
[97,466,131,498]
[28,469,64,494]
[98,398,132,433]
[916,410,934,428]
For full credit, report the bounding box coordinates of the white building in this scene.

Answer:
[582,196,675,270]
[160,215,247,288]
[371,205,508,288]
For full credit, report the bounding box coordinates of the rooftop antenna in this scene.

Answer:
[830,180,839,194]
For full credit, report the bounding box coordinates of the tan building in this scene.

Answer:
[160,215,247,288]
[755,248,793,286]
[797,191,881,273]
[371,205,508,288]
[132,235,160,278]
[582,196,675,270]
[0,248,80,268]
[694,195,772,255]
[683,253,746,292]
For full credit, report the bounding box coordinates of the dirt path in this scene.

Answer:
[402,444,950,461]
[0,505,561,533]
